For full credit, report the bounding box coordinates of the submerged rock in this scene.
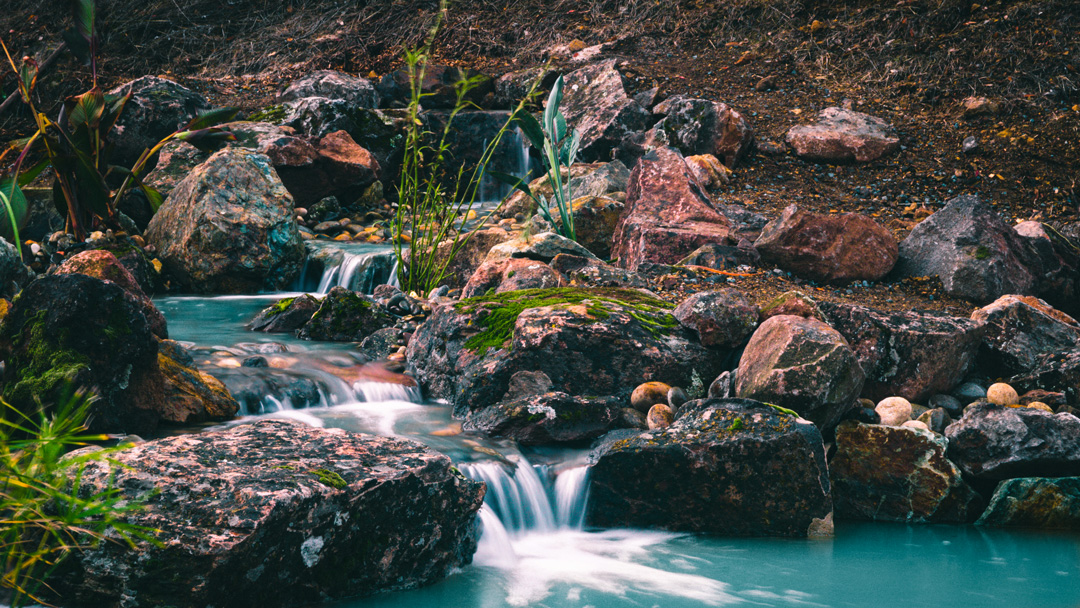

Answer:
[976,477,1080,529]
[945,402,1080,480]
[831,421,983,523]
[587,398,832,537]
[51,420,485,607]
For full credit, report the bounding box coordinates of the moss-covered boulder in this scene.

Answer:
[586,398,833,537]
[297,287,394,342]
[407,287,727,418]
[50,419,485,608]
[248,294,321,333]
[0,274,165,434]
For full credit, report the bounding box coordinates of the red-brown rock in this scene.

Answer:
[785,107,900,163]
[56,249,168,339]
[461,258,562,298]
[754,204,898,283]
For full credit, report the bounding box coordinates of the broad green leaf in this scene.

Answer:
[72,0,96,43]
[0,178,29,243]
[185,107,239,131]
[544,76,564,139]
[511,109,545,150]
[18,61,37,99]
[17,157,50,187]
[138,183,165,212]
[71,148,110,216]
[68,88,105,129]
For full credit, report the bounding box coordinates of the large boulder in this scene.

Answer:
[945,402,1080,480]
[145,148,306,293]
[247,294,322,333]
[461,258,562,299]
[736,315,865,431]
[1014,220,1080,315]
[646,95,755,167]
[587,398,833,537]
[896,195,1043,303]
[971,294,1080,376]
[51,420,485,607]
[296,287,394,342]
[785,107,900,163]
[406,287,726,418]
[830,421,983,523]
[611,147,736,271]
[560,60,650,161]
[754,205,898,283]
[820,302,984,402]
[0,274,165,435]
[108,76,212,166]
[548,254,647,289]
[976,477,1080,529]
[278,70,380,108]
[55,249,167,339]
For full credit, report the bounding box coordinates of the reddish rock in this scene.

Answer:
[673,289,759,348]
[785,107,900,163]
[684,154,732,188]
[972,294,1080,376]
[736,315,865,431]
[648,96,755,167]
[561,60,650,161]
[821,302,984,403]
[759,290,826,323]
[754,205,898,283]
[56,249,167,338]
[461,258,562,298]
[433,226,514,289]
[611,147,736,271]
[313,130,380,191]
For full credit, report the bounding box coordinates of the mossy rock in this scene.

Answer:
[297,287,393,342]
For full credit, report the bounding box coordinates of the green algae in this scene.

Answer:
[3,309,91,407]
[454,287,677,356]
[266,296,297,317]
[247,105,288,124]
[310,468,347,489]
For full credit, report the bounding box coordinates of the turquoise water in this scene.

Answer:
[160,292,1080,608]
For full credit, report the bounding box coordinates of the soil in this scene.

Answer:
[2,0,1078,319]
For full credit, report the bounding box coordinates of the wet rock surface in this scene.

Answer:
[296,287,394,342]
[463,392,624,445]
[976,476,1080,529]
[830,421,983,523]
[587,398,832,537]
[945,402,1080,480]
[51,420,485,608]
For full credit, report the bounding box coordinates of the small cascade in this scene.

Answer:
[297,242,397,295]
[354,381,422,404]
[476,126,533,204]
[553,465,591,529]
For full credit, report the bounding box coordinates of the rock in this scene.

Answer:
[759,290,826,323]
[972,294,1080,376]
[820,301,984,402]
[530,196,624,259]
[461,257,562,298]
[843,407,881,425]
[987,382,1020,406]
[677,241,760,271]
[875,396,913,426]
[647,403,674,429]
[587,398,832,536]
[406,287,726,418]
[377,65,491,109]
[1009,349,1080,406]
[917,408,952,434]
[1028,401,1054,413]
[548,254,647,289]
[1012,220,1080,316]
[145,148,305,293]
[248,294,321,333]
[673,289,759,348]
[945,402,1080,479]
[896,195,1044,303]
[0,274,165,435]
[297,287,394,342]
[927,394,962,418]
[961,96,1001,119]
[358,327,406,361]
[962,136,979,154]
[976,477,1080,529]
[785,107,900,163]
[493,68,557,108]
[278,70,379,108]
[156,339,239,423]
[754,205,898,283]
[500,161,630,221]
[485,231,597,265]
[51,420,485,607]
[667,386,689,410]
[560,60,650,162]
[307,130,381,205]
[431,227,514,289]
[463,392,624,445]
[736,315,864,430]
[830,421,983,523]
[631,381,672,413]
[708,370,736,399]
[611,147,736,271]
[107,76,211,166]
[685,154,732,188]
[952,381,987,403]
[646,96,755,167]
[901,420,931,431]
[55,249,167,339]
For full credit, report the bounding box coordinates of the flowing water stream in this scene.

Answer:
[156,249,1080,608]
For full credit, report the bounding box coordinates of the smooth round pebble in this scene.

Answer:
[952,381,987,402]
[667,386,689,411]
[901,420,931,432]
[620,407,648,429]
[928,393,963,418]
[987,383,1019,406]
[1026,401,1053,413]
[632,382,672,413]
[917,408,951,434]
[647,404,674,430]
[875,396,913,426]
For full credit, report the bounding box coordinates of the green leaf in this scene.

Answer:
[63,27,92,66]
[512,109,545,151]
[175,128,237,152]
[71,148,110,216]
[0,178,28,243]
[544,76,564,139]
[185,107,239,131]
[138,183,165,211]
[68,88,105,129]
[100,92,130,135]
[72,0,96,43]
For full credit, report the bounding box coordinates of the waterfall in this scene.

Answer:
[296,242,397,295]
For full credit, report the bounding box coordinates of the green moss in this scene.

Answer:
[972,245,991,260]
[266,296,297,317]
[309,468,347,489]
[3,310,91,407]
[729,417,745,431]
[763,402,800,418]
[455,287,676,355]
[247,105,288,124]
[270,464,297,471]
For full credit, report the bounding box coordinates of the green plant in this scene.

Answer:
[392,1,543,296]
[0,385,155,607]
[493,75,581,242]
[0,0,237,243]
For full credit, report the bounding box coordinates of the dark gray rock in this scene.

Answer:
[976,477,1080,529]
[297,287,394,342]
[587,398,832,537]
[359,327,407,361]
[51,420,485,607]
[107,76,211,166]
[971,294,1080,376]
[462,392,625,445]
[279,70,379,108]
[0,237,29,299]
[945,402,1080,480]
[646,95,755,167]
[248,294,321,333]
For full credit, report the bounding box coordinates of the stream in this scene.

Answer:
[157,242,1080,608]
